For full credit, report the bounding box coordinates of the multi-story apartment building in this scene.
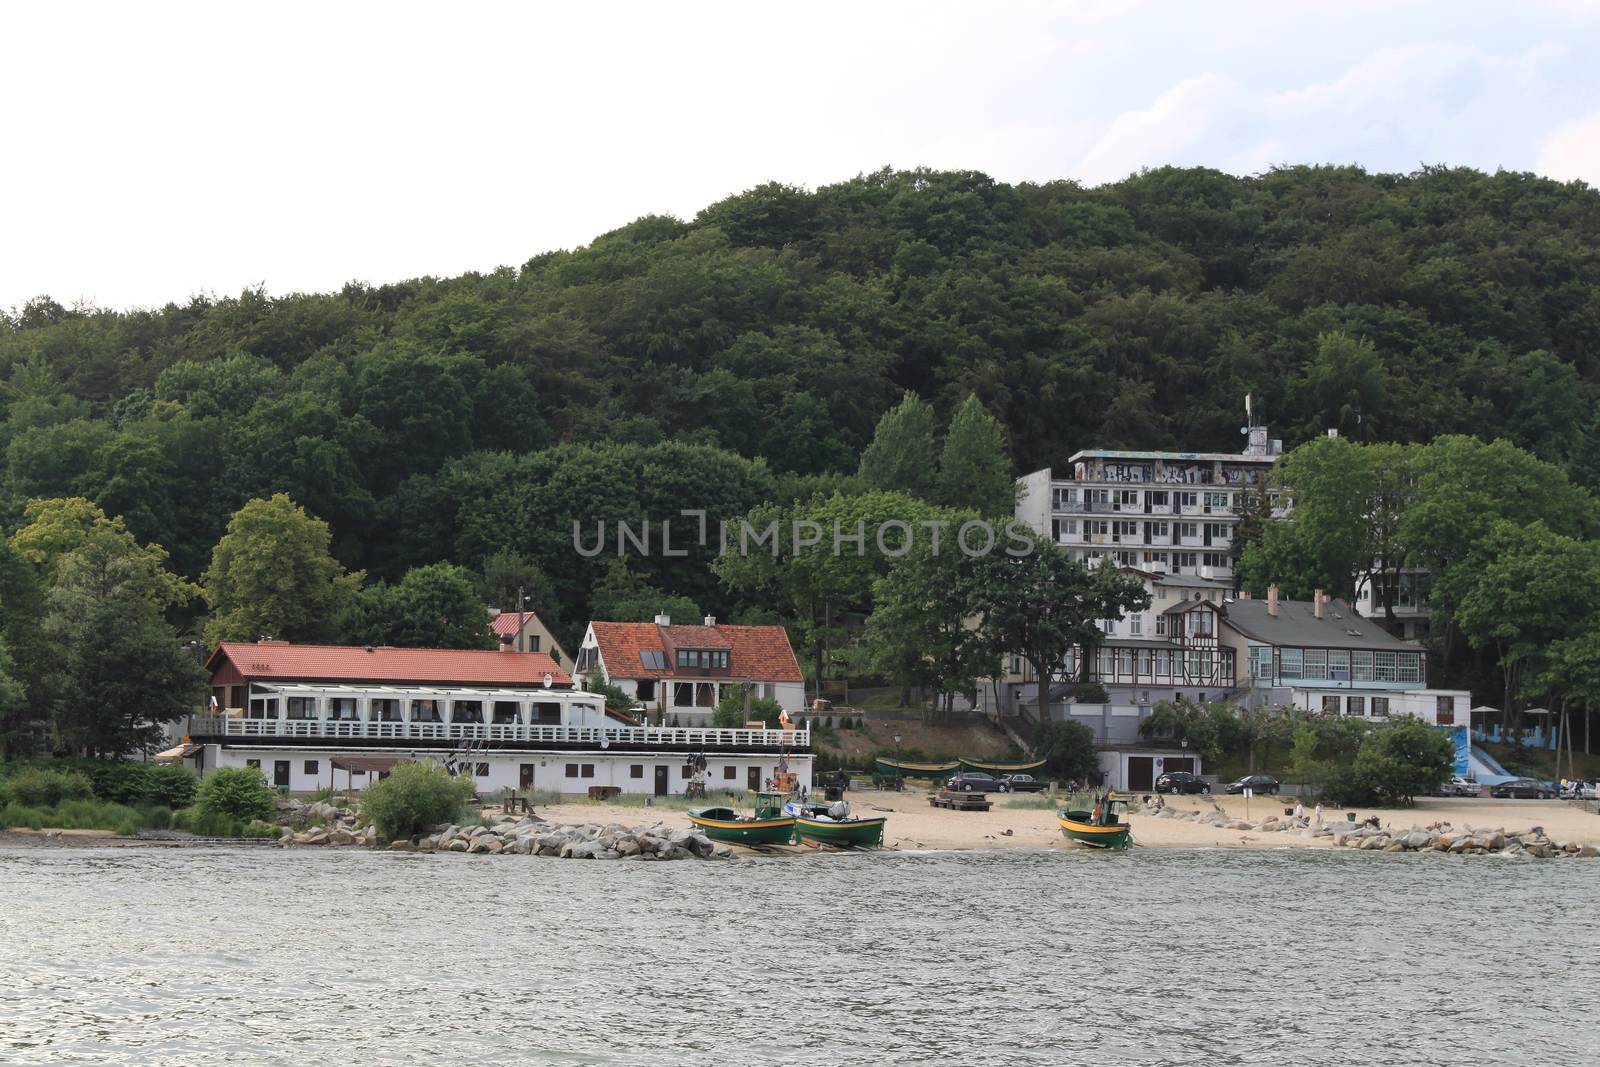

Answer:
[1015,424,1282,581]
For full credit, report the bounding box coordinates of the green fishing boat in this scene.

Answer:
[687,792,796,844]
[959,757,1047,775]
[1057,792,1133,850]
[874,757,960,780]
[783,800,887,847]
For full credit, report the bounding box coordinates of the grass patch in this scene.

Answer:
[592,791,748,810]
[0,798,179,835]
[1003,790,1094,810]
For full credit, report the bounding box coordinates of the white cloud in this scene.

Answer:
[1537,114,1600,183]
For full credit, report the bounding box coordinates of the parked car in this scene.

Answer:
[1488,777,1559,799]
[945,772,1002,793]
[998,774,1048,793]
[1225,774,1280,795]
[1431,776,1481,798]
[1154,771,1210,795]
[1561,781,1597,800]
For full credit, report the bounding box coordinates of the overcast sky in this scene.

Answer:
[4,0,1599,311]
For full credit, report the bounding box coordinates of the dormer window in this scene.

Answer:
[675,649,729,670]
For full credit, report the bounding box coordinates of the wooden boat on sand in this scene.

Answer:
[1058,792,1133,850]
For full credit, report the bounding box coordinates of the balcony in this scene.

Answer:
[188,716,808,750]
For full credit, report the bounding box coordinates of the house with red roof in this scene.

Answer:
[486,606,572,674]
[185,640,810,797]
[576,613,805,725]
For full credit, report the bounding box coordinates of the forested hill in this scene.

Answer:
[3,164,1600,627]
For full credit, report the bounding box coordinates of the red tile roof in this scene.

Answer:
[488,612,532,636]
[589,621,801,682]
[207,642,572,687]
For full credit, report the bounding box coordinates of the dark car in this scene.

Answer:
[945,771,1001,793]
[1489,777,1559,799]
[1154,771,1210,795]
[998,774,1048,793]
[1225,774,1280,795]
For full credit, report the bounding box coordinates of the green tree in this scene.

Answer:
[972,534,1149,723]
[361,761,476,842]
[196,766,277,822]
[588,557,701,624]
[858,391,937,498]
[935,394,1014,515]
[1295,331,1386,441]
[10,497,196,611]
[866,530,999,721]
[1032,719,1098,783]
[202,494,363,644]
[355,563,493,649]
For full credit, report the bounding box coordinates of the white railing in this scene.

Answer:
[187,716,807,748]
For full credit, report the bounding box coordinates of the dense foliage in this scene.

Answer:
[5,164,1600,754]
[360,761,476,842]
[195,766,278,823]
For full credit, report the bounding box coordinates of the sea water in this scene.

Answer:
[1,846,1595,1065]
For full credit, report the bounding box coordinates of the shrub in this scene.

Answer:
[141,764,199,808]
[0,802,47,830]
[0,780,12,809]
[8,767,94,807]
[196,767,277,823]
[360,762,475,842]
[1074,682,1110,704]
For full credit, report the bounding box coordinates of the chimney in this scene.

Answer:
[703,615,717,627]
[1314,590,1324,619]
[654,613,670,627]
[498,633,516,652]
[1266,585,1279,617]
[1239,590,1251,600]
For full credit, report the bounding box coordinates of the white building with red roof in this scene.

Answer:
[576,613,805,726]
[185,640,810,797]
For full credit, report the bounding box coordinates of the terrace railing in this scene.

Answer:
[185,716,807,749]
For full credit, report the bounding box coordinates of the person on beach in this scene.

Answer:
[1313,802,1324,826]
[1294,800,1305,821]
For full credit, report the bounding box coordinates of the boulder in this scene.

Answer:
[1578,845,1599,858]
[329,828,357,846]
[685,834,715,858]
[389,839,414,851]
[616,838,642,857]
[446,838,470,852]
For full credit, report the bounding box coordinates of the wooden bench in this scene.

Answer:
[587,785,622,801]
[929,790,992,812]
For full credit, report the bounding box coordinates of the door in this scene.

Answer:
[1127,756,1154,791]
[273,760,290,788]
[654,765,669,796]
[519,764,535,790]
[747,766,761,792]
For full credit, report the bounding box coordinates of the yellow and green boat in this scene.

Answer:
[874,757,960,780]
[960,757,1047,775]
[688,793,796,844]
[1057,792,1132,850]
[783,800,887,847]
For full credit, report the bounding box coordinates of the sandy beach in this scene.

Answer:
[533,789,1600,852]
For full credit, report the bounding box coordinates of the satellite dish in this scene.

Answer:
[543,672,554,688]
[1239,426,1249,435]
[601,738,610,749]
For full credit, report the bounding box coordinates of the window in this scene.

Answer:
[329,697,359,721]
[1149,522,1169,538]
[1114,520,1138,538]
[1204,523,1229,540]
[1372,697,1390,717]
[1100,619,1116,635]
[565,763,579,778]
[372,698,401,722]
[1186,610,1213,639]
[1052,487,1077,510]
[1138,650,1152,676]
[1177,491,1198,509]
[245,759,261,770]
[1172,552,1197,570]
[1303,648,1328,679]
[1435,696,1456,724]
[304,760,319,775]
[1347,696,1365,717]
[640,650,667,670]
[1147,491,1169,508]
[1203,553,1229,569]
[723,766,737,780]
[1321,695,1340,713]
[1154,615,1168,637]
[286,696,317,720]
[673,682,695,706]
[1328,651,1350,681]
[492,701,520,725]
[411,699,443,723]
[580,764,595,779]
[1375,651,1398,682]
[1204,492,1229,510]
[1351,651,1374,682]
[1116,489,1139,507]
[452,700,483,724]
[247,697,279,720]
[630,765,643,779]
[1398,653,1423,684]
[636,680,656,702]
[1129,614,1142,636]
[1249,645,1272,681]
[1280,648,1303,677]
[475,762,490,777]
[1176,522,1198,539]
[676,649,729,670]
[1086,520,1109,537]
[529,635,540,652]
